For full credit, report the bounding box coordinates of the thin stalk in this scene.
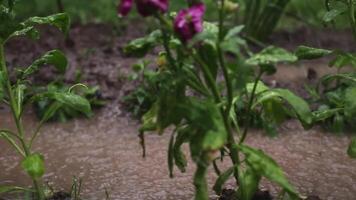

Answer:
[348,0,356,40]
[239,69,263,144]
[217,0,240,185]
[0,44,44,200]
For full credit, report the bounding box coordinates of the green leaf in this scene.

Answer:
[0,71,4,101]
[21,153,45,179]
[8,13,70,41]
[323,5,347,22]
[254,89,313,127]
[225,25,245,40]
[213,166,234,195]
[295,46,332,60]
[20,50,67,78]
[180,98,227,152]
[0,186,30,194]
[236,145,299,199]
[329,51,356,69]
[198,41,219,80]
[173,126,190,173]
[344,87,356,118]
[347,138,356,159]
[168,133,175,178]
[312,108,343,122]
[246,81,269,95]
[237,165,261,200]
[14,84,26,118]
[37,92,92,117]
[246,46,297,66]
[139,102,158,133]
[124,30,161,57]
[190,22,218,46]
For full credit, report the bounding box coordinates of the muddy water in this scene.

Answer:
[1,102,356,200]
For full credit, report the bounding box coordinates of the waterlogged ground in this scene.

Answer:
[1,103,356,200]
[1,24,356,199]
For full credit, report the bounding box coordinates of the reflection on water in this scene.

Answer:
[1,104,356,200]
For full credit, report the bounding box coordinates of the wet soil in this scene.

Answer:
[1,24,356,200]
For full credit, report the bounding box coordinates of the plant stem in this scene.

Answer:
[217,0,240,185]
[348,0,356,40]
[239,69,264,144]
[0,44,44,200]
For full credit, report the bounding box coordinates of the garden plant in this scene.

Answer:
[0,1,91,199]
[117,0,348,199]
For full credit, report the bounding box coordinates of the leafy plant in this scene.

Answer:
[324,0,356,40]
[32,82,104,122]
[243,0,291,41]
[123,60,159,117]
[0,1,91,199]
[119,0,314,199]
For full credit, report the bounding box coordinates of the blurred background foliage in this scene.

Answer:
[12,0,349,30]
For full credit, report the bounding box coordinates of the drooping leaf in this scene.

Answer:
[198,41,219,80]
[21,153,45,179]
[246,46,297,66]
[254,89,313,127]
[236,144,299,199]
[0,71,4,101]
[295,46,332,60]
[329,51,356,69]
[173,126,191,173]
[0,186,30,194]
[8,13,70,41]
[344,87,356,118]
[213,166,234,195]
[124,30,162,57]
[323,4,348,22]
[20,50,67,78]
[225,25,245,40]
[139,102,158,133]
[35,92,92,117]
[14,84,26,118]
[347,138,356,159]
[168,133,175,178]
[237,165,261,200]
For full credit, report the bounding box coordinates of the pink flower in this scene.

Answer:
[174,3,205,42]
[118,0,168,17]
[136,0,168,17]
[118,0,133,17]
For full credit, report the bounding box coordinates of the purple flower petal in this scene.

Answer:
[174,3,205,42]
[136,0,168,17]
[118,0,133,17]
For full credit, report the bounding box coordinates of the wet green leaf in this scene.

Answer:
[20,50,67,78]
[329,51,356,69]
[8,13,70,41]
[344,87,356,118]
[168,133,175,178]
[236,144,299,199]
[213,166,234,195]
[295,46,332,60]
[237,165,261,200]
[347,138,356,159]
[323,4,347,22]
[173,126,190,173]
[0,71,4,101]
[246,46,297,66]
[0,185,30,194]
[21,153,45,179]
[254,89,312,127]
[124,30,161,57]
[36,92,92,117]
